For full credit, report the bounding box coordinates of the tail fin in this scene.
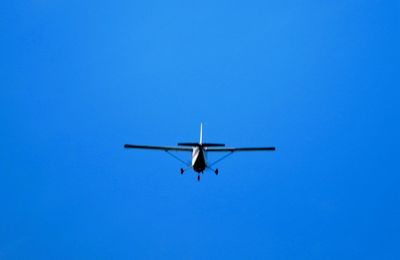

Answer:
[199,122,203,144]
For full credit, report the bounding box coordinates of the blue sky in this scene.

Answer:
[1,0,399,259]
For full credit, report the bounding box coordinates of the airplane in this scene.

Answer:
[124,123,276,181]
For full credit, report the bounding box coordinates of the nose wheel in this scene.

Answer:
[183,169,218,181]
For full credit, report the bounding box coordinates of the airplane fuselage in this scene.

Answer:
[192,146,207,172]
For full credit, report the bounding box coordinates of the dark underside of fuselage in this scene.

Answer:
[193,148,206,173]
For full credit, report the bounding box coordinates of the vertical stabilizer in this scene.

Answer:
[200,122,203,144]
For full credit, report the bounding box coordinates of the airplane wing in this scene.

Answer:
[124,144,192,152]
[205,147,276,152]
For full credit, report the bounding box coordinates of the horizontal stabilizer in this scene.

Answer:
[177,142,199,146]
[201,143,225,147]
[177,142,225,147]
[206,147,276,152]
[124,144,192,152]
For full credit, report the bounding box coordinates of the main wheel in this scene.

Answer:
[197,175,200,181]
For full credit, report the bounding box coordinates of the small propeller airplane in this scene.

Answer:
[124,123,276,181]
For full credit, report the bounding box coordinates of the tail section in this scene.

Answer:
[200,122,203,144]
[177,123,224,147]
[199,123,225,147]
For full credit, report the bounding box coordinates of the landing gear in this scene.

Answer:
[214,169,219,175]
[180,168,184,174]
[197,175,200,181]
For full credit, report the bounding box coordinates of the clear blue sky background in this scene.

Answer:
[1,0,399,259]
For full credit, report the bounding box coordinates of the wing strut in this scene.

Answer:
[165,151,191,166]
[208,152,234,167]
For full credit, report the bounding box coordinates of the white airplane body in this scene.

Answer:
[124,123,275,181]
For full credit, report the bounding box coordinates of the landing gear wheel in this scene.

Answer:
[215,169,219,175]
[180,168,184,174]
[197,175,200,181]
